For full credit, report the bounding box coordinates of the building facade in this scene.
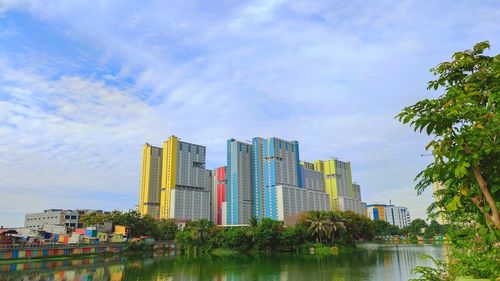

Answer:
[227,139,254,224]
[276,184,330,221]
[252,137,302,220]
[139,136,212,221]
[25,209,106,230]
[159,136,212,220]
[139,143,162,218]
[312,159,367,216]
[367,204,411,228]
[385,205,411,228]
[300,162,324,191]
[432,182,448,225]
[212,166,227,225]
[367,204,387,221]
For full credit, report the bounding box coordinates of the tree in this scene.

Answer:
[80,211,112,227]
[408,219,427,237]
[397,41,500,233]
[157,219,178,240]
[252,218,283,252]
[305,211,330,243]
[325,212,346,243]
[374,220,398,237]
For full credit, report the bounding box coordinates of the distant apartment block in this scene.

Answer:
[432,182,448,225]
[367,204,411,228]
[25,209,106,230]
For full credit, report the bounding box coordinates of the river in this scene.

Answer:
[0,243,445,281]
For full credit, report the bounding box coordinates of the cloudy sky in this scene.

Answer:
[0,0,498,227]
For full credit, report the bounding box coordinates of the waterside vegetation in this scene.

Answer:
[398,41,499,280]
[81,210,375,256]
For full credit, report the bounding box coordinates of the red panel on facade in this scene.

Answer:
[215,166,226,225]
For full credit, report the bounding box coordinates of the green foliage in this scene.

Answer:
[398,41,500,280]
[156,219,177,240]
[446,226,500,279]
[397,40,500,233]
[303,210,374,245]
[252,218,284,252]
[410,255,450,281]
[374,220,399,236]
[80,210,177,239]
[407,219,427,236]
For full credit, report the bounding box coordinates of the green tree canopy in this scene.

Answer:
[397,41,499,234]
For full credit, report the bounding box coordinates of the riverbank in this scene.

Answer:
[0,241,178,261]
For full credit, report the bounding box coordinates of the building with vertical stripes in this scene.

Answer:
[139,143,162,218]
[367,204,411,228]
[312,159,367,216]
[252,137,302,220]
[160,136,212,220]
[212,166,227,225]
[139,136,212,221]
[227,139,254,224]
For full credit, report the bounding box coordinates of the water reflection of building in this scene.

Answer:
[378,244,420,280]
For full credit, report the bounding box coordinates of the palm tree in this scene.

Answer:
[326,213,346,243]
[193,219,213,242]
[245,216,259,238]
[249,216,259,228]
[306,211,331,243]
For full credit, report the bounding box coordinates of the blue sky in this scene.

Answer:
[0,0,499,227]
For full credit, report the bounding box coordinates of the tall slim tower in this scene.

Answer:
[252,137,301,220]
[139,143,162,218]
[212,166,227,225]
[227,139,253,224]
[159,136,211,220]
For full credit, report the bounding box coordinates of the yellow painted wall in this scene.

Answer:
[160,136,178,219]
[139,144,152,216]
[313,160,338,210]
[373,205,386,220]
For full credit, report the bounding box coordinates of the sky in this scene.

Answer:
[0,0,499,227]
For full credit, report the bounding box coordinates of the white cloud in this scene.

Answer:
[0,0,499,226]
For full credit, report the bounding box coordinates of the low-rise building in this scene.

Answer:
[367,204,411,228]
[24,209,107,230]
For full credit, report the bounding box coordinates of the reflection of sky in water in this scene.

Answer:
[0,243,445,281]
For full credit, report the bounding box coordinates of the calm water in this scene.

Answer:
[0,243,445,281]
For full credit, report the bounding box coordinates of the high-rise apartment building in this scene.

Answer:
[252,137,302,220]
[140,136,212,221]
[212,166,227,225]
[160,136,211,220]
[312,159,366,216]
[227,139,254,224]
[139,143,162,218]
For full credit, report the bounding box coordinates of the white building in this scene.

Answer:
[276,185,330,221]
[25,209,106,230]
[385,205,411,228]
